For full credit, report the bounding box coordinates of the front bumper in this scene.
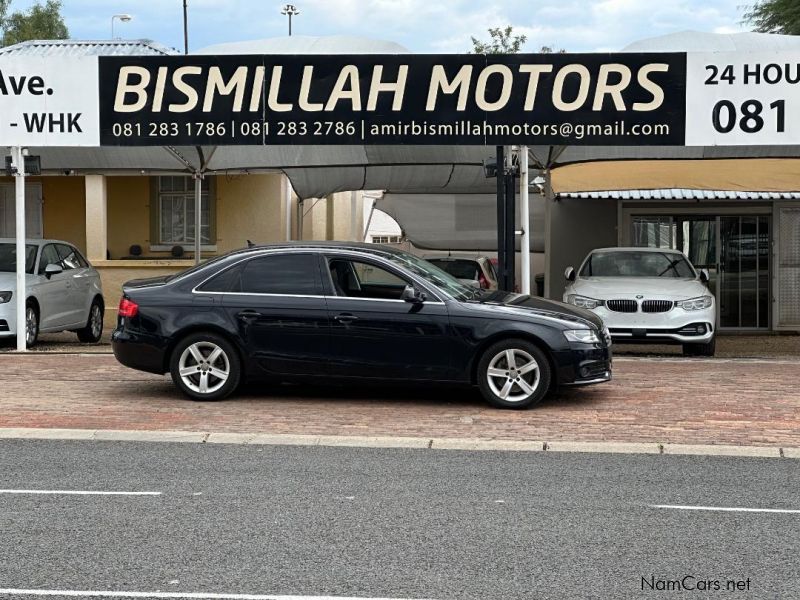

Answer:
[591,305,715,345]
[0,302,16,338]
[554,343,613,387]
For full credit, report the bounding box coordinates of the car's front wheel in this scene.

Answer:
[683,337,716,357]
[169,333,242,401]
[24,302,38,348]
[477,339,551,409]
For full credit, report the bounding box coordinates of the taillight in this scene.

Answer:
[478,273,489,289]
[118,297,139,318]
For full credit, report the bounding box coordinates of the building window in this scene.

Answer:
[371,235,401,244]
[157,176,213,246]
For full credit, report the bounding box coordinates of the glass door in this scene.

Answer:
[631,214,771,330]
[719,216,770,329]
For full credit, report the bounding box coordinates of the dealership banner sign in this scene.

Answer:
[0,52,798,146]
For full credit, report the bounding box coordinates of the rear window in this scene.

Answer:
[427,259,481,281]
[240,253,322,295]
[198,262,244,293]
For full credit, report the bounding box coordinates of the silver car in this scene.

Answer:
[422,254,499,291]
[0,238,104,347]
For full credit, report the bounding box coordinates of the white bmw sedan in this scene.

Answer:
[0,239,104,347]
[563,247,716,356]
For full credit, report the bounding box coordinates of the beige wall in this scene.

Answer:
[300,191,365,241]
[107,176,150,259]
[216,173,285,251]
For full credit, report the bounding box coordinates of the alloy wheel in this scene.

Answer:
[90,305,103,338]
[178,341,230,394]
[486,348,540,403]
[25,307,37,347]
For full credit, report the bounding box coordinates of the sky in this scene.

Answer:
[8,0,750,53]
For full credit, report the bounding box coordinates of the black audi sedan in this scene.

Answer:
[112,243,611,409]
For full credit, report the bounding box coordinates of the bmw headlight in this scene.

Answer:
[0,291,11,304]
[676,296,713,311]
[564,329,601,344]
[567,295,603,310]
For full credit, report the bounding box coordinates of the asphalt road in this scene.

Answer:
[0,441,798,600]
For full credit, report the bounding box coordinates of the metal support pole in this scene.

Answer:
[495,145,508,291]
[285,175,293,241]
[520,146,530,295]
[350,190,358,241]
[363,197,377,242]
[183,0,189,55]
[504,153,516,293]
[194,172,202,265]
[12,147,26,351]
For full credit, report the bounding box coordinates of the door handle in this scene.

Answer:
[237,310,262,321]
[334,313,359,324]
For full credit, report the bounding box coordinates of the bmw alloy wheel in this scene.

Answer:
[178,341,230,395]
[485,348,540,403]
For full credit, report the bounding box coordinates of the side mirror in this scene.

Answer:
[44,263,63,279]
[564,266,576,282]
[699,268,710,283]
[401,285,425,304]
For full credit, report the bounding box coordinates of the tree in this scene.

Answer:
[471,26,527,54]
[470,26,565,54]
[743,0,800,35]
[1,0,69,47]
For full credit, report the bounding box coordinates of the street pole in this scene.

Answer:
[194,172,202,265]
[504,149,516,293]
[12,146,26,351]
[183,0,189,54]
[519,146,531,295]
[495,146,506,290]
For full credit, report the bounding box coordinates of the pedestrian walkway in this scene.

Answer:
[1,354,798,447]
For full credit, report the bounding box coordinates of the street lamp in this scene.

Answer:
[281,4,300,36]
[111,14,133,39]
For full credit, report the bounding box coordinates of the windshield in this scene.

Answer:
[580,251,696,278]
[0,243,38,274]
[364,249,477,301]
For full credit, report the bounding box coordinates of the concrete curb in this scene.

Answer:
[0,427,796,459]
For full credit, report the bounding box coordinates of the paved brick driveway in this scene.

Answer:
[1,353,798,447]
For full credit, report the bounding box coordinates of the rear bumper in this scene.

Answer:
[111,327,168,374]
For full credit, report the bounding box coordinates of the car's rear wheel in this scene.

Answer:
[170,333,241,401]
[24,302,38,348]
[477,339,551,409]
[683,337,716,357]
[77,300,104,343]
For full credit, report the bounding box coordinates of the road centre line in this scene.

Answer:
[0,590,431,600]
[650,504,800,514]
[0,490,161,496]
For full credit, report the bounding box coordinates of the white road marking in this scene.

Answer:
[0,590,431,600]
[0,490,161,496]
[650,504,800,514]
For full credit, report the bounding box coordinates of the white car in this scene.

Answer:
[563,247,716,356]
[0,238,104,347]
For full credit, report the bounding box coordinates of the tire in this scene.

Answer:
[77,300,104,343]
[477,339,552,409]
[169,332,241,401]
[683,337,716,357]
[23,302,39,348]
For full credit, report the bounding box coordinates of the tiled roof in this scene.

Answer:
[557,189,800,201]
[0,39,177,56]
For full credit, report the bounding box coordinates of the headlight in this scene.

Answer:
[676,296,713,311]
[567,295,603,309]
[564,329,601,344]
[0,291,11,304]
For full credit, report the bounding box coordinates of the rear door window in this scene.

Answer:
[239,253,322,295]
[56,244,86,270]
